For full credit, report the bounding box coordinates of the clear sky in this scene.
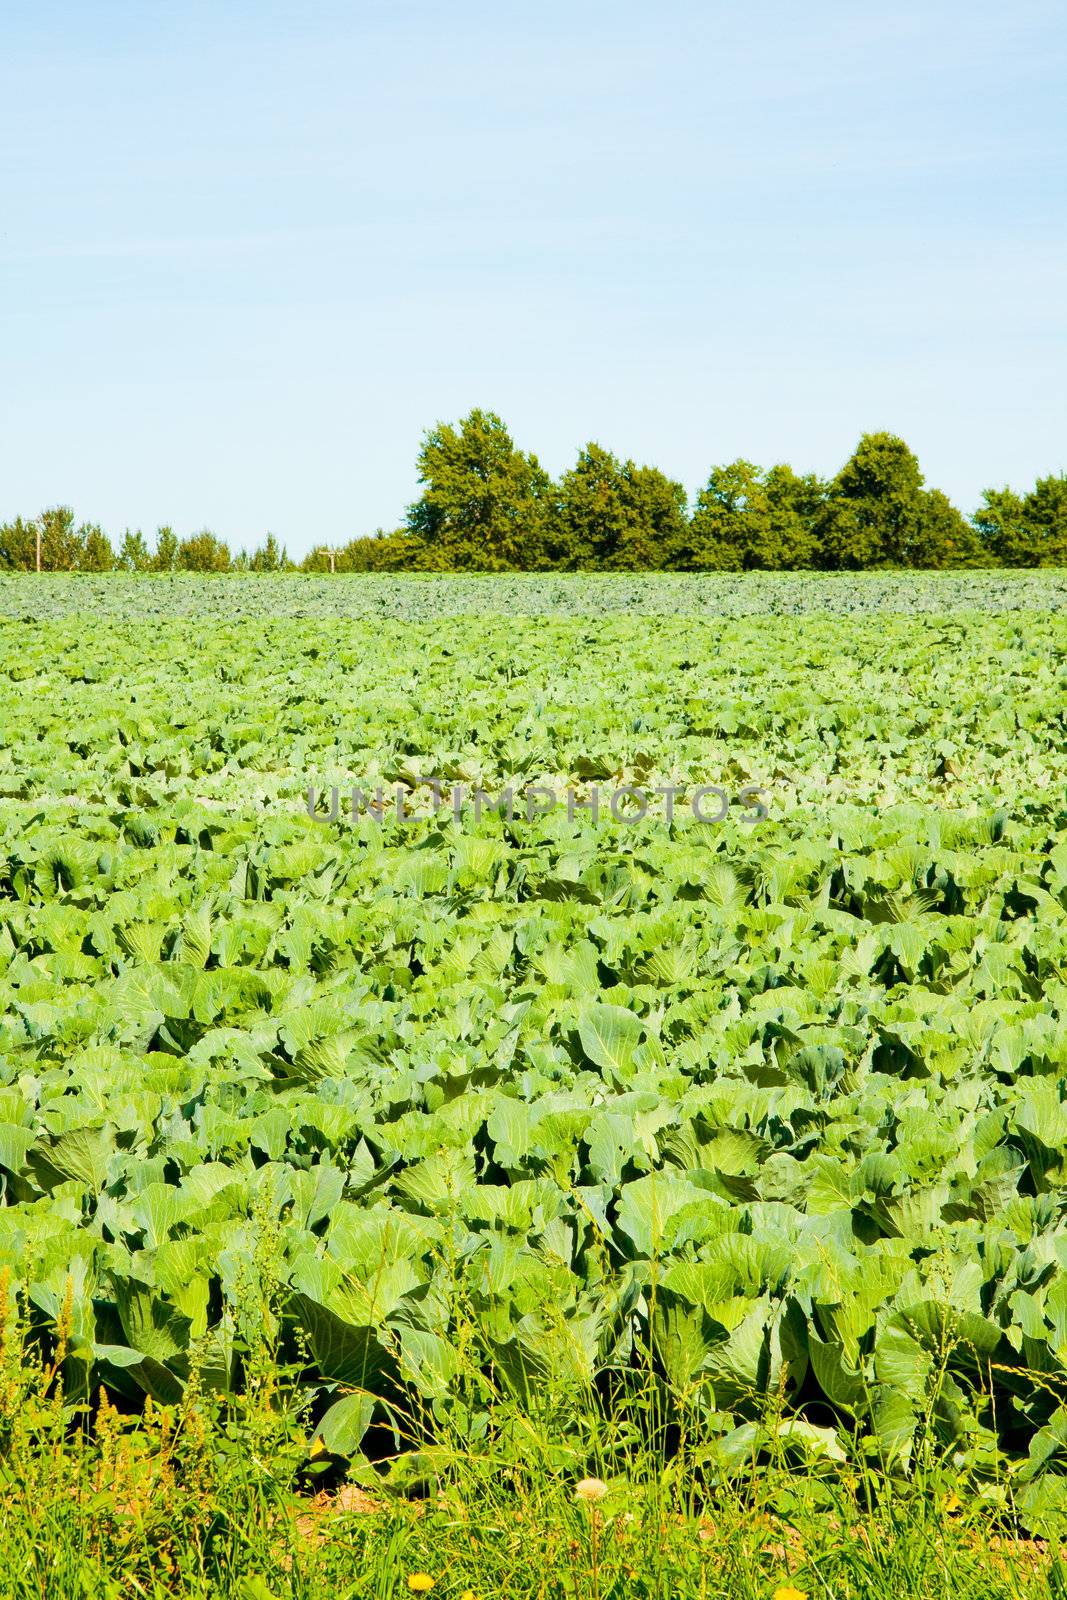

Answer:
[2,0,1065,556]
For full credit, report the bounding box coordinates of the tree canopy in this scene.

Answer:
[974,474,1067,566]
[683,460,825,570]
[552,444,688,570]
[818,433,982,570]
[405,409,554,570]
[2,416,1062,572]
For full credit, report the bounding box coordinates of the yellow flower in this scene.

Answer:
[574,1476,609,1504]
[944,1491,962,1514]
[459,1592,475,1600]
[407,1578,435,1594]
[772,1588,808,1600]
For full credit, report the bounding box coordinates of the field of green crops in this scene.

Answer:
[4,573,1067,1592]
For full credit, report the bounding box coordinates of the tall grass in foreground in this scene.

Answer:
[0,1270,1061,1599]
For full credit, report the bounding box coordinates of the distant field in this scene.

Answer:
[3,567,1067,619]
[3,573,1067,1590]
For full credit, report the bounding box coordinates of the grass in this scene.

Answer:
[0,1269,1061,1599]
[1,1416,1060,1599]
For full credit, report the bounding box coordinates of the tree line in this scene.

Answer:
[3,413,1065,572]
[0,512,291,574]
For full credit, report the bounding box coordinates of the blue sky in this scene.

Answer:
[2,0,1064,556]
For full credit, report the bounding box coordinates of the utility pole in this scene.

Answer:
[328,548,336,574]
[35,523,41,573]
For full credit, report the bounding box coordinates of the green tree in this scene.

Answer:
[973,487,1023,564]
[116,529,153,571]
[301,545,333,573]
[336,530,429,571]
[37,506,86,569]
[153,526,179,572]
[78,524,114,571]
[177,531,231,571]
[975,475,1067,565]
[251,532,291,571]
[920,487,985,568]
[552,443,688,569]
[0,516,39,570]
[682,460,824,570]
[406,409,553,570]
[818,433,979,568]
[0,507,109,570]
[763,464,826,568]
[1024,474,1067,564]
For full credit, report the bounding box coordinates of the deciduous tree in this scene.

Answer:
[553,443,688,569]
[0,516,40,570]
[79,524,115,570]
[975,475,1067,565]
[818,433,980,568]
[117,530,153,571]
[153,526,179,572]
[251,532,291,571]
[682,460,825,569]
[406,409,553,570]
[177,531,231,571]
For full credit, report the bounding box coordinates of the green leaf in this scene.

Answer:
[315,1391,375,1457]
[577,1003,644,1081]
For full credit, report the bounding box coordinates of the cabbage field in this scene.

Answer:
[4,572,1067,1538]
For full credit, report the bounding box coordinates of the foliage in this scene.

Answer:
[0,517,40,571]
[250,533,292,573]
[153,525,179,573]
[818,433,983,569]
[405,409,555,569]
[5,570,1067,622]
[80,525,115,572]
[336,531,430,572]
[0,506,116,572]
[177,530,232,572]
[301,545,334,574]
[0,1269,1055,1599]
[39,506,93,570]
[4,578,1067,1547]
[2,424,1065,573]
[117,530,154,572]
[975,476,1067,566]
[684,461,825,570]
[552,443,689,569]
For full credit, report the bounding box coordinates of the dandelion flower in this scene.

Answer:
[460,1592,475,1600]
[574,1477,609,1504]
[407,1577,435,1593]
[772,1587,808,1600]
